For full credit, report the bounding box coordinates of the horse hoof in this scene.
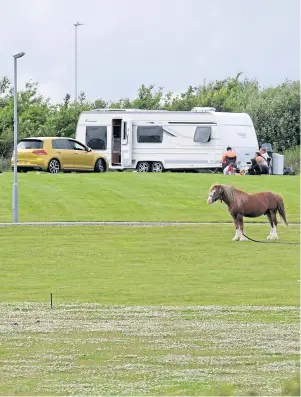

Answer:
[232,236,240,241]
[270,234,279,241]
[267,235,271,240]
[239,235,248,241]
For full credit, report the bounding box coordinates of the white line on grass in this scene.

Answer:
[0,221,298,227]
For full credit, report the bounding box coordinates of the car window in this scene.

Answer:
[68,140,87,151]
[52,139,71,150]
[18,140,43,149]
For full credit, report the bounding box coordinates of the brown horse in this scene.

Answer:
[207,184,288,241]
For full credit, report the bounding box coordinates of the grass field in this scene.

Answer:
[0,225,299,395]
[0,173,300,395]
[0,172,299,223]
[1,226,299,305]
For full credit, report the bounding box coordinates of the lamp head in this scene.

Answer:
[13,52,25,59]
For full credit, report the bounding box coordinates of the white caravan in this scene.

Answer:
[75,107,259,172]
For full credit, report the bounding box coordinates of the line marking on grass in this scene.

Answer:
[0,221,299,227]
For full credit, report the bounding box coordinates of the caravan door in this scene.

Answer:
[121,120,133,167]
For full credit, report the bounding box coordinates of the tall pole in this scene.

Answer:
[12,52,25,224]
[74,22,83,103]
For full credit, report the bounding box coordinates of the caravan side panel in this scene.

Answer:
[215,113,258,168]
[76,114,112,164]
[131,121,222,169]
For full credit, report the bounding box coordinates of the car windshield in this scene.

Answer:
[18,140,43,149]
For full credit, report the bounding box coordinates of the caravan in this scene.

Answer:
[75,107,259,172]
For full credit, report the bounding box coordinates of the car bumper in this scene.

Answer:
[11,165,45,172]
[11,159,48,171]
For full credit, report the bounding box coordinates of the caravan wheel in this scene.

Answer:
[137,161,150,172]
[151,162,164,172]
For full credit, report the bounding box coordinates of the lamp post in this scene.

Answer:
[74,22,83,103]
[13,51,25,223]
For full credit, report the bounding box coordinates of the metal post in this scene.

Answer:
[74,22,83,103]
[13,57,18,223]
[12,52,25,224]
[74,24,77,103]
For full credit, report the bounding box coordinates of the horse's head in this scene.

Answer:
[207,184,224,204]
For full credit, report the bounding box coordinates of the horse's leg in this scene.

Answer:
[231,214,240,241]
[238,215,248,241]
[266,210,274,240]
[266,210,279,240]
[270,209,279,240]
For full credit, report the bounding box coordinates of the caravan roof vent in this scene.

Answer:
[191,107,216,112]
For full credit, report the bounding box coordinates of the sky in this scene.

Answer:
[0,0,300,104]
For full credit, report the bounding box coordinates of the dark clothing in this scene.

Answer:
[248,159,269,175]
[222,150,237,170]
[222,156,237,170]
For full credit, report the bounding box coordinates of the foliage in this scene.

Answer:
[0,74,299,157]
[284,146,300,174]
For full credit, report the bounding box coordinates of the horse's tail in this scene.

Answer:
[277,195,288,226]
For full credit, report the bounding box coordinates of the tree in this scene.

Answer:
[0,75,299,158]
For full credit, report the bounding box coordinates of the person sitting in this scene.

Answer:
[223,162,236,175]
[222,147,237,170]
[259,147,272,173]
[247,151,269,175]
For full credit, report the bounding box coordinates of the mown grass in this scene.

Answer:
[0,225,299,395]
[0,170,299,396]
[0,173,299,223]
[0,225,299,305]
[0,303,299,396]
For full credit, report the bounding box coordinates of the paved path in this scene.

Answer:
[0,220,296,227]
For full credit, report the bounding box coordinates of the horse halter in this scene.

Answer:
[209,188,223,203]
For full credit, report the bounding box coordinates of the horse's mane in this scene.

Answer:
[214,184,249,206]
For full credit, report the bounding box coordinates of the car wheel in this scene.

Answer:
[48,159,60,174]
[137,161,150,172]
[151,161,164,173]
[94,159,106,173]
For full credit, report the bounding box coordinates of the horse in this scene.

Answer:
[206,184,288,241]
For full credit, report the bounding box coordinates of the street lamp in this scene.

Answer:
[13,51,25,223]
[74,22,83,103]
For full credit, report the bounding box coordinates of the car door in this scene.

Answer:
[68,139,94,169]
[52,139,75,169]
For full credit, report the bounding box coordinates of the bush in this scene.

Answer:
[0,156,11,172]
[284,146,300,174]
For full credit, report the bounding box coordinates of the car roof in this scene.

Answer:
[21,137,77,141]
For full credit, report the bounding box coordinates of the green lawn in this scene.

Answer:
[0,171,299,396]
[0,173,299,223]
[1,225,299,305]
[0,225,299,396]
[0,303,299,396]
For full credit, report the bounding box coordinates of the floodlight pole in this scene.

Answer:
[74,22,83,103]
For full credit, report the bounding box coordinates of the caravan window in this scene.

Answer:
[194,126,211,143]
[137,126,163,143]
[86,126,107,150]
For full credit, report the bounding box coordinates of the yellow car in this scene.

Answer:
[11,137,108,173]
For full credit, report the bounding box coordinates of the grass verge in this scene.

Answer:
[0,173,299,223]
[0,225,299,305]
